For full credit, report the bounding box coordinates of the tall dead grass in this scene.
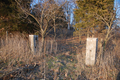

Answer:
[75,40,119,80]
[0,33,57,73]
[0,32,119,80]
[0,35,33,68]
[0,33,60,80]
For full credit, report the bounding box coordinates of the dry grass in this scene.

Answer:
[0,33,119,80]
[0,34,36,70]
[0,33,58,79]
[76,49,118,80]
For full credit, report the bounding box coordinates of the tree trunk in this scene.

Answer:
[92,28,95,37]
[79,29,81,44]
[100,39,104,60]
[87,28,89,38]
[53,12,56,40]
[54,26,56,40]
[41,34,45,53]
[104,29,110,47]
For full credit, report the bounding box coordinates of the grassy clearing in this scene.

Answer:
[0,33,119,80]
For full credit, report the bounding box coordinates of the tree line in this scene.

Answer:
[0,0,70,34]
[0,0,119,46]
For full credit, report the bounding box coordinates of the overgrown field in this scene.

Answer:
[0,33,120,80]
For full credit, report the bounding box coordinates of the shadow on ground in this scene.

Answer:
[117,72,120,80]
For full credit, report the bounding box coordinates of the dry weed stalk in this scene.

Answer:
[0,33,58,79]
[76,46,118,80]
[0,35,34,67]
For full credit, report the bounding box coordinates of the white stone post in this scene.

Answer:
[85,38,98,66]
[29,35,38,54]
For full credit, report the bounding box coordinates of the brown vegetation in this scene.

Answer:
[0,31,119,80]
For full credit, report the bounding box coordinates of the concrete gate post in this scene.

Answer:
[85,38,98,66]
[29,35,38,54]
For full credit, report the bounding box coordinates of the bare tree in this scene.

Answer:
[15,0,67,52]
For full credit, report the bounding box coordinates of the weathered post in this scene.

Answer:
[29,35,38,54]
[85,38,98,66]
